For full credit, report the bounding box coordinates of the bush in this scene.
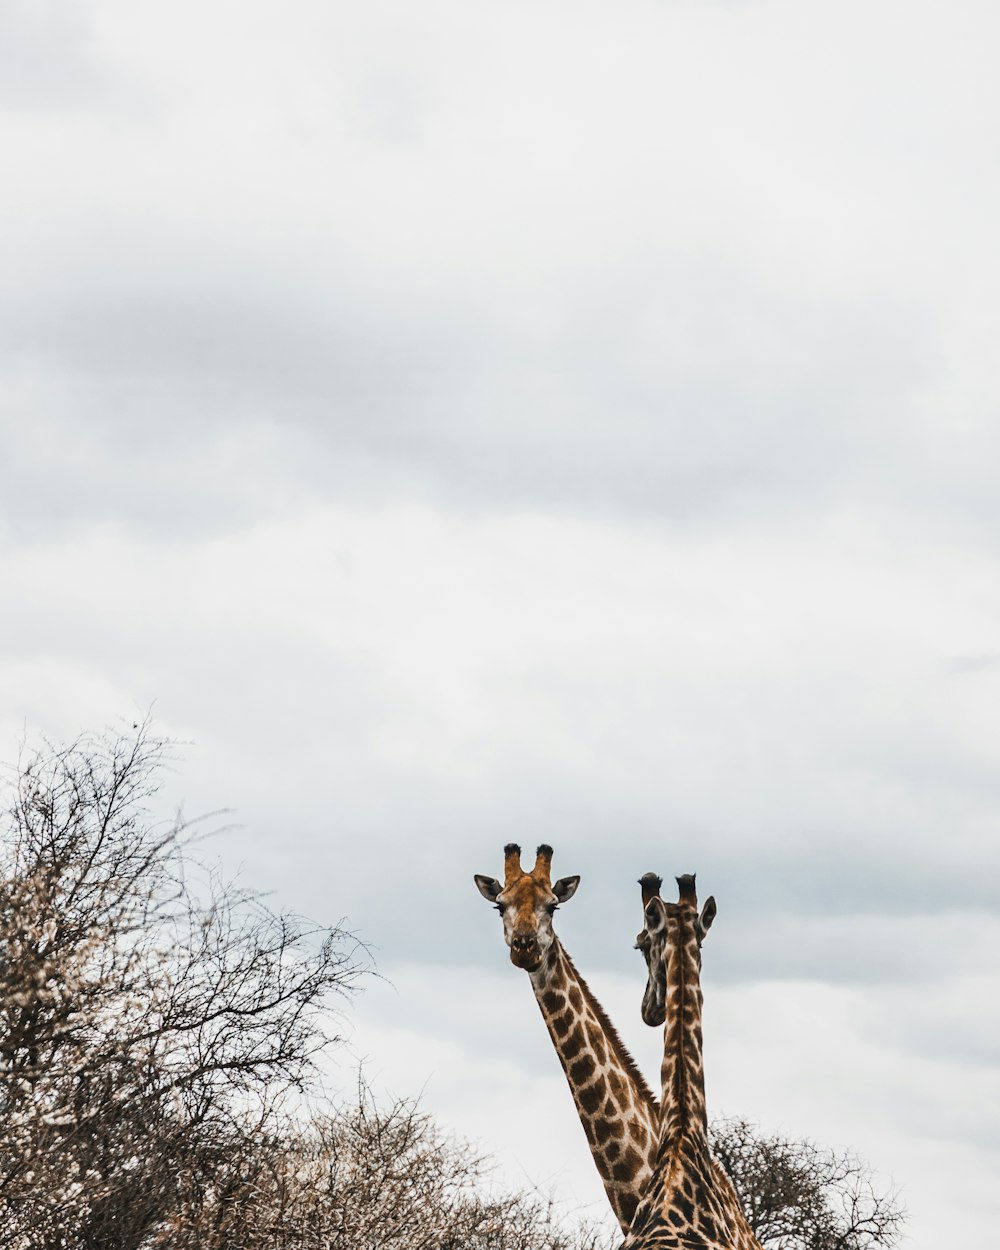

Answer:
[710,1117,905,1250]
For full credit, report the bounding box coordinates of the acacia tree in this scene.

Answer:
[0,725,365,1249]
[163,1081,615,1250]
[710,1117,905,1250]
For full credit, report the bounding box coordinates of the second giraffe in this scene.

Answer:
[620,872,762,1250]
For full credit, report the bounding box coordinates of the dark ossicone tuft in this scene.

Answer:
[675,873,697,902]
[503,842,521,856]
[639,872,663,904]
[536,843,553,857]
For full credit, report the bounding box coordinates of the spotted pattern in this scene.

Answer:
[620,882,762,1250]
[530,939,659,1231]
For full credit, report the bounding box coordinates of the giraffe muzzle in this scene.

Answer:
[641,977,666,1028]
[510,931,541,970]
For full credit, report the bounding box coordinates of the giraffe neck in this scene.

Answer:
[528,937,658,1233]
[620,918,762,1250]
[660,921,708,1153]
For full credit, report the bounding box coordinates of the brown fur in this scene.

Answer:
[621,877,761,1250]
[562,948,656,1109]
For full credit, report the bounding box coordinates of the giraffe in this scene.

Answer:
[474,843,659,1233]
[620,872,761,1250]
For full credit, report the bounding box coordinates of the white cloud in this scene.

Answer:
[4,1,1000,533]
[3,3,1000,1243]
[2,501,1000,932]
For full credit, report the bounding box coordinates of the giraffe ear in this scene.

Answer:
[645,896,668,930]
[474,874,502,902]
[553,875,580,903]
[698,895,717,939]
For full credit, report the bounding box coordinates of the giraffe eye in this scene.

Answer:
[495,903,506,915]
[546,903,558,915]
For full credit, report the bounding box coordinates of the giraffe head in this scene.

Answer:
[474,843,580,972]
[635,871,716,1027]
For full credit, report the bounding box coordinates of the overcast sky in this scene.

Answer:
[2,1,1000,1245]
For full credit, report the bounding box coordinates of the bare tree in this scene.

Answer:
[162,1079,616,1250]
[0,724,364,1249]
[710,1117,905,1250]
